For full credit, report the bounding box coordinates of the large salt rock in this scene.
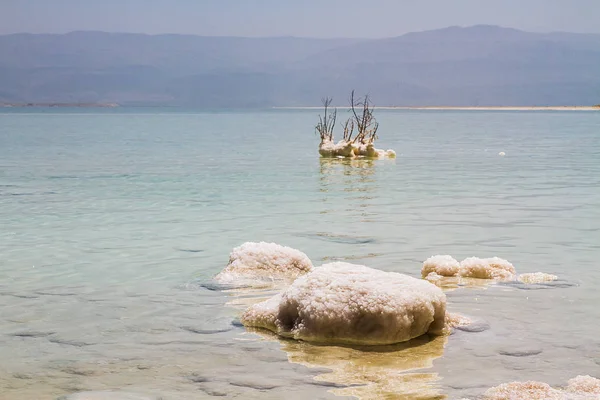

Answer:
[458,257,516,280]
[215,242,313,285]
[241,262,447,345]
[422,255,460,278]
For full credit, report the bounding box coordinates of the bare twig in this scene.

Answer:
[342,118,355,142]
[315,97,336,141]
[348,90,378,144]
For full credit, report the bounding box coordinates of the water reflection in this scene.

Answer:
[318,158,378,216]
[222,286,280,309]
[247,328,448,400]
[428,276,498,292]
[221,279,449,399]
[319,157,377,184]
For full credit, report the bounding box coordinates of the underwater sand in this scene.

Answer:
[1,108,599,399]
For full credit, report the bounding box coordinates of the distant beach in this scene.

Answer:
[1,102,119,108]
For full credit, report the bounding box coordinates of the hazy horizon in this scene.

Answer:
[3,24,600,40]
[2,0,600,38]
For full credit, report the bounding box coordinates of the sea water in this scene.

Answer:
[1,108,599,399]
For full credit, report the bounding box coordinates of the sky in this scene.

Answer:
[1,0,599,37]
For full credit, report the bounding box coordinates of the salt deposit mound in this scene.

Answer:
[319,140,396,159]
[241,262,446,345]
[215,242,313,286]
[567,375,600,396]
[421,255,515,281]
[481,375,600,399]
[458,257,516,280]
[422,255,460,278]
[518,272,558,284]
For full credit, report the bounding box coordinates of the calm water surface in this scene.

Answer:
[1,109,599,399]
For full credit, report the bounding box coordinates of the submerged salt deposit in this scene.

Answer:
[481,375,600,399]
[214,242,313,286]
[242,262,446,345]
[518,272,559,284]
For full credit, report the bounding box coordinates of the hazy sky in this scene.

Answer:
[2,0,599,37]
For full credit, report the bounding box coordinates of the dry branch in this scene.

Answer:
[315,97,336,141]
[349,90,379,144]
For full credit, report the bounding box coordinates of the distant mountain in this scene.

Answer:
[1,26,599,106]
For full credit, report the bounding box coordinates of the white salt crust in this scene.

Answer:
[242,262,446,345]
[215,242,313,285]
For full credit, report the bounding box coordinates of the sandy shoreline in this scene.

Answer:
[275,106,600,111]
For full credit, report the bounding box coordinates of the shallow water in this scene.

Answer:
[1,108,599,399]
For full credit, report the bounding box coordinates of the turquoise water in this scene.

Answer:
[1,108,599,399]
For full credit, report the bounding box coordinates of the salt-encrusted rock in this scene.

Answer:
[422,255,461,278]
[241,262,446,345]
[215,242,313,286]
[458,257,516,280]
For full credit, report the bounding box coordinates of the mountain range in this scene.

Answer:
[1,25,599,107]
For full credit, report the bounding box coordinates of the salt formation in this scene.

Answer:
[422,255,460,278]
[483,381,564,399]
[424,271,445,285]
[214,242,313,286]
[458,257,516,280]
[481,375,600,399]
[421,255,515,281]
[421,255,516,286]
[566,375,600,396]
[518,272,558,284]
[421,255,565,290]
[242,262,446,345]
[316,92,396,159]
[445,312,472,330]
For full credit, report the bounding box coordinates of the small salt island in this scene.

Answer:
[316,91,396,159]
